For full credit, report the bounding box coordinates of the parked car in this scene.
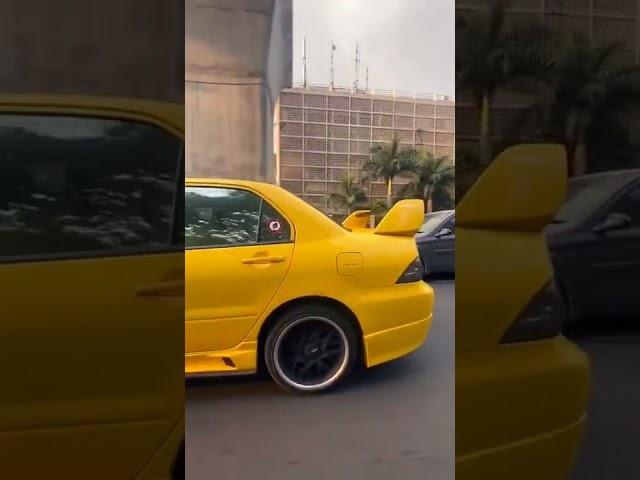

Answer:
[0,95,185,479]
[185,179,434,393]
[416,209,455,276]
[546,169,640,325]
[456,145,589,480]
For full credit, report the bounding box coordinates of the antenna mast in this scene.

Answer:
[353,41,360,91]
[330,41,336,89]
[302,37,308,88]
[365,67,369,91]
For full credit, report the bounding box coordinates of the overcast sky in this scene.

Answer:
[292,0,455,97]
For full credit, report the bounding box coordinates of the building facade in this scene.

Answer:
[456,0,640,145]
[276,85,455,213]
[457,0,639,62]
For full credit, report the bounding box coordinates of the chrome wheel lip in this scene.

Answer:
[273,315,349,392]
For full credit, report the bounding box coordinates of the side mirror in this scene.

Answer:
[435,228,452,238]
[593,213,631,234]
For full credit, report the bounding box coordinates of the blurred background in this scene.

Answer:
[456,1,640,479]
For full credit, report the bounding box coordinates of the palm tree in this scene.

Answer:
[401,152,454,213]
[456,0,550,165]
[526,35,640,176]
[363,137,416,208]
[329,176,368,214]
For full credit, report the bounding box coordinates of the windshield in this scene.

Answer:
[418,211,451,234]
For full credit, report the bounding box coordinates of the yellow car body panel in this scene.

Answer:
[0,96,184,479]
[456,145,590,480]
[185,178,434,375]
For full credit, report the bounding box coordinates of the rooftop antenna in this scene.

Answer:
[365,67,369,92]
[353,41,360,91]
[330,41,336,89]
[302,37,308,88]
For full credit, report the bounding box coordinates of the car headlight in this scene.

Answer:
[499,279,565,343]
[396,257,424,284]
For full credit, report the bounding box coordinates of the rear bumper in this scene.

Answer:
[364,314,432,367]
[456,336,590,480]
[351,281,434,367]
[457,414,585,480]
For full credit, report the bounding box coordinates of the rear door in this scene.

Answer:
[185,185,294,356]
[0,111,184,478]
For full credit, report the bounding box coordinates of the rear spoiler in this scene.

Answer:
[342,210,374,230]
[341,199,424,236]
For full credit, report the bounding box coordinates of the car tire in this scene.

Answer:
[264,303,359,394]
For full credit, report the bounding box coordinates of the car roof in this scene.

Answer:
[186,177,271,189]
[0,94,183,132]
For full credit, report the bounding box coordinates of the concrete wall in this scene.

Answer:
[185,0,292,181]
[0,0,184,101]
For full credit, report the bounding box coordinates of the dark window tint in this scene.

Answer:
[185,186,292,247]
[419,210,450,234]
[608,184,640,227]
[185,187,261,247]
[0,114,181,259]
[258,200,291,243]
[443,216,455,233]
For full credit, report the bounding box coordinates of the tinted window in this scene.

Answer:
[607,183,640,227]
[185,186,292,248]
[258,200,291,243]
[419,210,451,234]
[442,216,455,233]
[185,187,260,247]
[0,114,181,260]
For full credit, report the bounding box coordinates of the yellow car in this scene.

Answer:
[185,178,434,393]
[0,95,184,479]
[456,145,590,479]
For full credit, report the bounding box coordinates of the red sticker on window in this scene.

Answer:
[268,220,282,233]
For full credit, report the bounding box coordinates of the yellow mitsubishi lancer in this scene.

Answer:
[185,179,435,393]
[456,145,590,480]
[0,96,184,479]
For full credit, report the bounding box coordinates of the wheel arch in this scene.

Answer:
[257,296,365,373]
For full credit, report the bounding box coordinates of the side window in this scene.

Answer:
[609,184,640,226]
[185,187,260,247]
[258,200,291,243]
[444,216,456,233]
[0,114,182,260]
[185,186,291,248]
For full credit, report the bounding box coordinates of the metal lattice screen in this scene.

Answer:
[279,88,456,213]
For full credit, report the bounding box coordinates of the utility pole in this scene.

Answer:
[353,41,360,91]
[330,41,336,89]
[302,37,307,88]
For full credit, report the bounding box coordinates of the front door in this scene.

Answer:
[185,185,294,355]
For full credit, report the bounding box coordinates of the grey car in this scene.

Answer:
[415,209,455,276]
[546,169,640,325]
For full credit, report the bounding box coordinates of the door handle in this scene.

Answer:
[136,280,185,297]
[241,255,286,265]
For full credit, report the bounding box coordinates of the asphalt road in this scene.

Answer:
[569,320,640,480]
[186,280,455,480]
